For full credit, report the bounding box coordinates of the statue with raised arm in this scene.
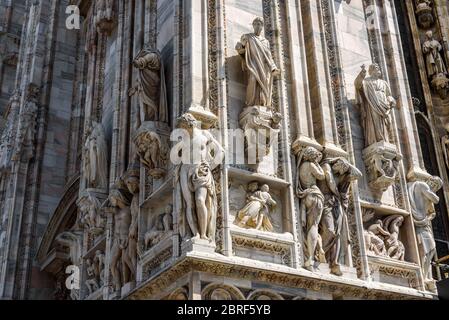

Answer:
[408,175,443,289]
[236,17,280,108]
[355,64,396,147]
[174,113,224,244]
[296,146,326,270]
[318,157,362,275]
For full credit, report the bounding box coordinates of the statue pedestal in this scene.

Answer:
[362,141,401,192]
[239,106,282,173]
[182,237,216,254]
[187,106,218,129]
[431,73,449,99]
[133,121,170,180]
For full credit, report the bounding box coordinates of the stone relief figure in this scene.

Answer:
[133,126,168,179]
[355,64,396,147]
[383,215,405,261]
[423,31,447,80]
[295,146,326,270]
[78,192,105,235]
[408,175,443,289]
[318,157,362,276]
[234,182,276,232]
[236,17,280,108]
[85,259,100,296]
[174,113,224,243]
[129,48,168,124]
[144,205,173,249]
[83,121,108,190]
[125,166,140,273]
[364,219,389,256]
[108,180,134,292]
[442,123,449,169]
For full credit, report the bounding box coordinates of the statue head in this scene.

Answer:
[165,204,173,215]
[332,158,351,175]
[109,179,132,208]
[426,30,433,39]
[252,17,264,36]
[368,63,382,78]
[125,163,140,194]
[427,176,443,193]
[248,181,259,193]
[302,146,322,163]
[260,184,270,193]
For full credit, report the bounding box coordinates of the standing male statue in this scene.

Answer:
[408,175,443,289]
[296,146,326,270]
[174,113,224,243]
[236,17,280,108]
[318,158,362,275]
[355,64,396,147]
[422,30,447,80]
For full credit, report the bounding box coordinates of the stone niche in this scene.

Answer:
[228,167,294,267]
[137,181,174,283]
[362,207,422,290]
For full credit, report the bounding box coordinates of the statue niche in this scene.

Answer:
[144,205,173,250]
[355,64,401,192]
[236,17,282,167]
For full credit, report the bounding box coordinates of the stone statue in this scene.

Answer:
[133,126,168,178]
[0,92,20,174]
[423,31,447,80]
[78,192,104,234]
[129,48,168,124]
[295,146,326,270]
[144,205,173,249]
[408,176,443,289]
[109,180,134,292]
[85,259,99,296]
[234,182,276,232]
[318,157,362,275]
[93,250,105,286]
[383,215,405,261]
[83,122,108,190]
[12,85,39,161]
[236,17,280,108]
[442,123,449,169]
[125,166,140,274]
[94,0,114,34]
[409,176,442,286]
[174,113,224,243]
[355,64,396,147]
[364,219,389,257]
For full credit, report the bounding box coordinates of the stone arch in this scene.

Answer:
[201,283,245,300]
[247,289,284,300]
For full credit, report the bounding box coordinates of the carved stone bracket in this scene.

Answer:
[77,190,108,236]
[415,0,434,29]
[362,142,402,192]
[133,121,170,180]
[239,106,282,166]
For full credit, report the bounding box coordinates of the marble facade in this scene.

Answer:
[0,0,448,300]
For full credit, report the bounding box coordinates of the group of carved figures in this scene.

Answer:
[85,250,105,296]
[67,15,448,297]
[364,213,406,261]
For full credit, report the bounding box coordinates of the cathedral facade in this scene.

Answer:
[0,0,449,300]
